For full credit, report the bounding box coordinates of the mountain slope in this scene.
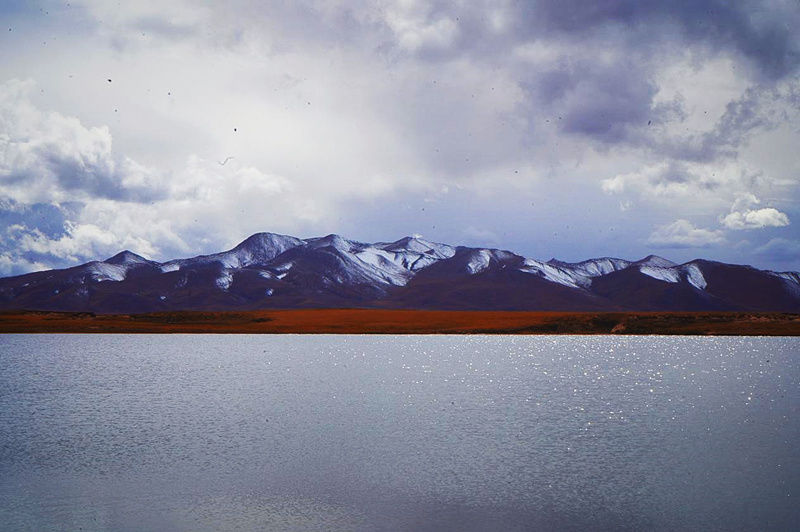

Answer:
[0,231,798,313]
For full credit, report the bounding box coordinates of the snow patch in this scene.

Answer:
[216,270,233,290]
[548,257,631,278]
[465,250,492,274]
[770,271,800,285]
[519,259,584,288]
[639,265,680,283]
[160,263,180,273]
[683,264,707,290]
[770,271,800,296]
[89,262,127,282]
[272,261,293,280]
[636,255,677,268]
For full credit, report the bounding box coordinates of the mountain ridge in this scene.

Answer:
[1,231,798,313]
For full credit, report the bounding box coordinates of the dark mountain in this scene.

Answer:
[1,232,798,313]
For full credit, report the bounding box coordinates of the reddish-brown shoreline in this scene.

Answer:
[1,309,799,335]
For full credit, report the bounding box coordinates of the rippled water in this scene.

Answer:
[0,335,797,531]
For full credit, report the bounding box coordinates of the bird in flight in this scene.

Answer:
[218,156,234,166]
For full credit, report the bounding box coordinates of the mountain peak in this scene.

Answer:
[104,250,149,265]
[635,255,676,268]
[306,234,352,251]
[382,235,455,260]
[234,232,303,251]
[386,235,430,251]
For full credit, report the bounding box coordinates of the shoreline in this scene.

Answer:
[1,309,799,335]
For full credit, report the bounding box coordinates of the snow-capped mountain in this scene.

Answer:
[1,231,798,313]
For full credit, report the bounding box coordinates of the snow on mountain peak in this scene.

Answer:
[305,234,353,251]
[635,255,676,268]
[545,257,631,280]
[104,250,149,265]
[88,250,153,282]
[519,258,586,288]
[381,236,455,259]
[161,232,303,272]
[235,232,303,252]
[88,262,128,282]
[460,248,518,275]
[465,249,492,274]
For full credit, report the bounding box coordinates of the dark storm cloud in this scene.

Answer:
[376,0,798,151]
[525,0,800,80]
[1,140,166,203]
[531,58,666,144]
[38,150,165,203]
[378,0,799,81]
[654,85,781,163]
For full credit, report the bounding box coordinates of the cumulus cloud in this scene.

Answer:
[720,207,790,230]
[0,154,312,266]
[647,219,725,248]
[0,79,165,204]
[0,78,327,266]
[601,160,735,201]
[14,222,133,262]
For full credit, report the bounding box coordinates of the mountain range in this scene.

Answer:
[1,232,799,313]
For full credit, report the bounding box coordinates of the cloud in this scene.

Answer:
[522,0,800,81]
[0,79,165,204]
[0,1,799,274]
[720,207,790,230]
[754,238,800,262]
[461,226,499,247]
[384,2,460,53]
[647,219,725,248]
[0,154,313,266]
[0,251,48,277]
[602,161,720,198]
[14,222,138,262]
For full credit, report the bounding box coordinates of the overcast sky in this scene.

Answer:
[1,0,799,275]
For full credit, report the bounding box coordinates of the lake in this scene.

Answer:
[0,335,797,531]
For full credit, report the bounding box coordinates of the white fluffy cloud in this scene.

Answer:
[0,80,327,269]
[720,207,790,230]
[0,79,164,204]
[647,219,725,248]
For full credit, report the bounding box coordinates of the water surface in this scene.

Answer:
[1,335,797,530]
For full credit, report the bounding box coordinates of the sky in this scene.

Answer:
[0,0,799,275]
